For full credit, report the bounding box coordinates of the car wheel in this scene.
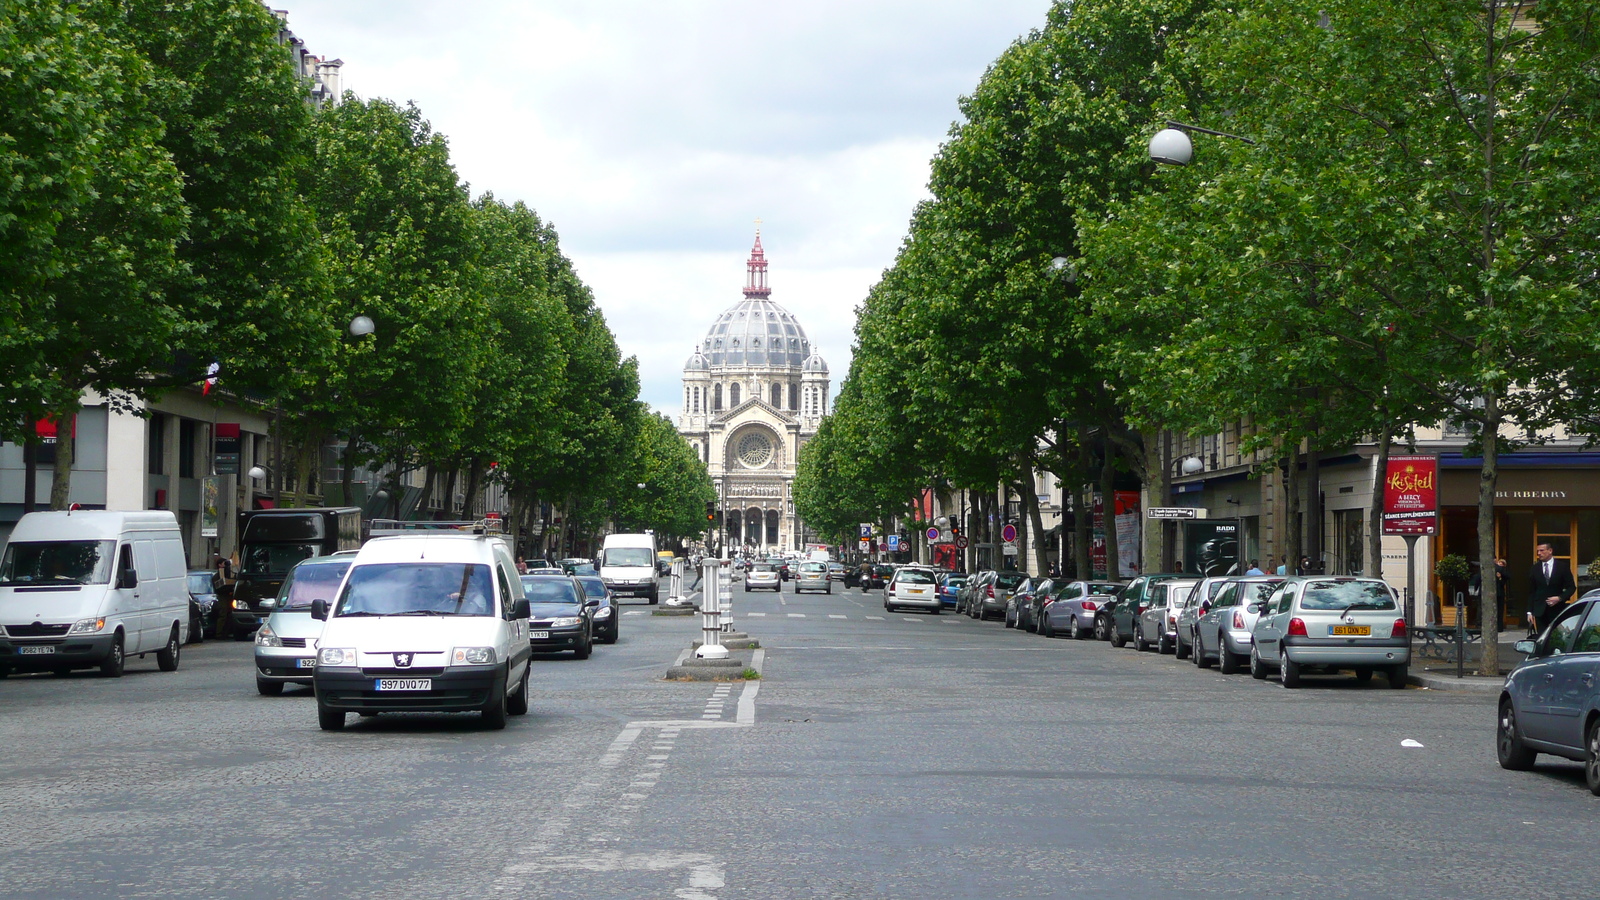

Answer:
[317,703,346,731]
[189,610,205,644]
[1497,699,1536,770]
[573,630,593,660]
[1249,645,1268,680]
[1192,633,1207,667]
[931,606,941,615]
[99,633,125,678]
[1111,622,1126,648]
[1134,627,1148,652]
[1041,616,1055,639]
[156,626,181,672]
[1093,616,1108,641]
[256,678,284,696]
[1354,668,1373,684]
[1174,633,1189,659]
[507,665,530,716]
[1585,721,1600,795]
[481,672,508,730]
[1388,664,1408,688]
[1279,649,1301,688]
[1218,637,1239,674]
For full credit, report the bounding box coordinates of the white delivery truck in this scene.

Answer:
[0,510,190,677]
[600,533,659,604]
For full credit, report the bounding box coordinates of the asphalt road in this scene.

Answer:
[2,579,1595,899]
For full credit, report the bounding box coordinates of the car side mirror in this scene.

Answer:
[510,598,530,619]
[585,598,600,609]
[117,569,138,590]
[260,598,277,610]
[1514,639,1537,657]
[1246,603,1261,614]
[1199,601,1211,614]
[311,599,328,621]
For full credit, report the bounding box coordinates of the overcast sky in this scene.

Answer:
[281,1,1051,416]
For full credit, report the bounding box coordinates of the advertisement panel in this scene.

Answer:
[1382,455,1438,535]
[1114,490,1141,578]
[1181,521,1239,577]
[200,476,220,538]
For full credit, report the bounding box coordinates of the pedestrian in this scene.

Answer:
[1274,557,1288,576]
[1297,555,1312,576]
[1527,542,1576,635]
[1495,557,1509,624]
[213,554,237,639]
[1173,559,1184,574]
[1245,559,1265,576]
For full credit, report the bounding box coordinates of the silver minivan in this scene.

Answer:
[1250,577,1409,688]
[1137,579,1199,653]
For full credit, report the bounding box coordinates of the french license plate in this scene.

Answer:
[374,678,431,691]
[18,645,54,655]
[295,658,316,668]
[530,631,550,640]
[1331,625,1371,636]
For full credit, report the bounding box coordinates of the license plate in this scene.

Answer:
[530,631,550,640]
[374,678,431,691]
[295,658,316,668]
[18,645,54,655]
[1331,625,1371,636]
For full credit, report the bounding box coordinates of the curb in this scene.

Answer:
[1409,672,1504,694]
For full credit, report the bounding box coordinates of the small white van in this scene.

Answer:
[0,510,189,677]
[600,532,659,603]
[309,531,532,730]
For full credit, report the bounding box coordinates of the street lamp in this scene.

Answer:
[348,315,375,337]
[1148,120,1257,167]
[1178,455,1204,476]
[1048,256,1078,284]
[247,465,269,481]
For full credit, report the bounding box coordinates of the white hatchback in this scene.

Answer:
[885,567,941,614]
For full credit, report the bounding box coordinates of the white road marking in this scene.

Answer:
[787,613,805,618]
[828,614,847,619]
[902,618,924,623]
[624,611,645,616]
[866,616,884,620]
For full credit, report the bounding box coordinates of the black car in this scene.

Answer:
[519,575,596,659]
[574,575,619,644]
[864,564,894,591]
[186,570,221,643]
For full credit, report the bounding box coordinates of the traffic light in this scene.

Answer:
[705,501,716,522]
[950,523,962,537]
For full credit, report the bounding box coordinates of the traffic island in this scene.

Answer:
[693,632,759,650]
[652,606,697,616]
[664,656,759,681]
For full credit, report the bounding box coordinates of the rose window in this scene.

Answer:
[737,432,773,469]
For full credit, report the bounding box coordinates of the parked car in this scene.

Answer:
[1190,577,1284,672]
[827,562,847,582]
[187,570,222,643]
[1007,578,1053,632]
[746,563,781,592]
[520,574,597,659]
[884,566,941,614]
[574,575,618,644]
[1173,576,1236,659]
[524,558,553,570]
[253,555,353,695]
[795,561,832,594]
[1249,577,1408,687]
[955,571,989,614]
[558,558,597,576]
[938,573,969,608]
[1106,574,1182,646]
[1137,579,1199,653]
[970,571,1027,621]
[1498,598,1600,788]
[844,564,866,588]
[1040,581,1123,639]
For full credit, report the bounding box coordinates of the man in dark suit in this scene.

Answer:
[1528,542,1577,634]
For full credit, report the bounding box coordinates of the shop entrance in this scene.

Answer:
[1438,507,1600,627]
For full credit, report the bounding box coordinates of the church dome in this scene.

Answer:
[685,349,709,371]
[701,298,811,369]
[802,351,828,374]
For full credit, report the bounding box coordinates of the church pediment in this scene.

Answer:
[714,397,794,427]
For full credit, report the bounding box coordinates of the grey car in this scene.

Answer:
[1498,597,1600,791]
[1137,579,1199,653]
[971,571,1026,621]
[1040,581,1122,639]
[1190,577,1284,673]
[1173,576,1234,659]
[253,555,352,695]
[1250,577,1409,688]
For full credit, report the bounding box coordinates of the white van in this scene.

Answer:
[0,510,189,677]
[309,531,532,731]
[600,533,659,603]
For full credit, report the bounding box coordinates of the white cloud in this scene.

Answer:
[281,0,1051,415]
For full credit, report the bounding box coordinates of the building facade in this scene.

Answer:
[677,232,829,554]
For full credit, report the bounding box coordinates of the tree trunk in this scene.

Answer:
[48,406,77,510]
[1138,426,1166,577]
[416,464,437,517]
[1306,440,1321,573]
[1283,448,1301,576]
[1074,427,1092,580]
[340,428,360,508]
[1027,474,1049,576]
[1100,440,1120,580]
[440,461,460,519]
[1478,391,1502,676]
[458,457,485,519]
[1367,424,1392,581]
[23,436,38,513]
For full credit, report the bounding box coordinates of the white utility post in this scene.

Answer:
[695,558,727,659]
[720,559,735,633]
[666,558,685,605]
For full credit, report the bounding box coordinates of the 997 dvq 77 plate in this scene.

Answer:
[374,678,431,691]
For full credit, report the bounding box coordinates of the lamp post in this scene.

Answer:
[1148,120,1257,167]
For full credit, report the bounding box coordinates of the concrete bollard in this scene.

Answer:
[720,560,735,633]
[695,558,727,659]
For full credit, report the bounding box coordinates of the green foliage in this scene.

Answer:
[1434,554,1470,586]
[612,413,716,540]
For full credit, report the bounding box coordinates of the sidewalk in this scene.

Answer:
[1407,634,1527,694]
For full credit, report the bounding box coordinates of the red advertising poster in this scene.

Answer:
[1382,455,1438,535]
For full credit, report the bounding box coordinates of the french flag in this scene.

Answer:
[201,361,220,396]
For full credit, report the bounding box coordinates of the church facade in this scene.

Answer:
[677,232,829,553]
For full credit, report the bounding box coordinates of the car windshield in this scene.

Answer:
[897,569,935,585]
[800,563,826,573]
[1087,583,1121,595]
[945,576,968,587]
[563,563,597,575]
[1298,581,1396,611]
[603,548,654,567]
[576,578,607,598]
[753,565,777,573]
[241,542,319,576]
[187,573,216,594]
[278,561,351,609]
[0,540,116,586]
[521,578,580,604]
[336,563,495,616]
[994,573,1026,589]
[873,565,893,574]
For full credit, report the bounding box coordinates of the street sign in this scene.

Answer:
[926,527,940,541]
[859,523,874,538]
[858,539,869,551]
[213,423,240,475]
[955,535,970,549]
[1002,542,1019,556]
[887,535,902,551]
[1146,507,1200,519]
[1382,455,1438,535]
[1001,523,1017,543]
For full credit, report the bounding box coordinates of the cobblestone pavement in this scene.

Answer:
[2,583,1596,899]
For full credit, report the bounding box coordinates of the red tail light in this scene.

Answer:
[987,586,995,598]
[1287,617,1308,637]
[1391,618,1407,638]
[1167,616,1176,629]
[1082,601,1097,611]
[1232,611,1244,629]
